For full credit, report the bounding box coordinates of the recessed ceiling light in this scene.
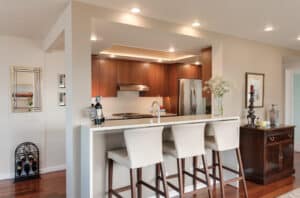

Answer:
[131,7,141,14]
[110,54,116,58]
[90,35,97,41]
[168,47,175,53]
[192,21,201,27]
[195,61,201,65]
[264,25,274,32]
[297,36,300,41]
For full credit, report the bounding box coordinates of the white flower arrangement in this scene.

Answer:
[204,76,230,97]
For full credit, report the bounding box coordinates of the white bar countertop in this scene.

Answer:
[83,114,240,132]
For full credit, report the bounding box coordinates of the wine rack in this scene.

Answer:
[15,142,40,182]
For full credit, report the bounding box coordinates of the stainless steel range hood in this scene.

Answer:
[118,84,150,92]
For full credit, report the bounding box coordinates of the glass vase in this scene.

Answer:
[214,96,223,116]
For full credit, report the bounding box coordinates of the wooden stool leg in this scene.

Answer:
[160,163,170,198]
[137,168,142,198]
[212,151,217,186]
[182,159,185,188]
[193,157,198,190]
[236,148,248,198]
[108,159,113,198]
[216,152,225,198]
[177,159,184,198]
[202,155,212,198]
[130,169,137,198]
[156,163,161,198]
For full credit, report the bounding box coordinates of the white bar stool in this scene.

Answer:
[205,120,248,198]
[107,126,169,198]
[163,123,212,198]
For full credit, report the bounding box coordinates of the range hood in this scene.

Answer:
[118,84,150,92]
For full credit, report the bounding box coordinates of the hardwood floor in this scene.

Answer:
[0,153,299,198]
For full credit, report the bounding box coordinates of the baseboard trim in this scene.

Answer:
[0,164,66,181]
[295,144,300,152]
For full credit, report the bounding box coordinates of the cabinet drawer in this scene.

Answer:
[267,131,293,144]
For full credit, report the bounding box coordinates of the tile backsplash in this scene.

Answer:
[91,91,163,116]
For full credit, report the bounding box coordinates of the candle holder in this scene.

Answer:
[247,85,256,128]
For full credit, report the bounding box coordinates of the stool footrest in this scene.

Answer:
[139,181,166,196]
[183,171,208,184]
[110,189,123,198]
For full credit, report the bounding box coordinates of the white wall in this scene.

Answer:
[0,35,66,179]
[221,36,298,124]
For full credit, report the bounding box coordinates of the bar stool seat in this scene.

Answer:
[107,149,130,168]
[107,126,169,198]
[205,120,248,198]
[163,123,212,198]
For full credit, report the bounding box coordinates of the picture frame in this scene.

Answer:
[58,92,66,106]
[58,74,66,88]
[245,72,265,108]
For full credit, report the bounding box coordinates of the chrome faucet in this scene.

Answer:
[151,100,161,122]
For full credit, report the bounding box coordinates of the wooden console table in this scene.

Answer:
[240,125,295,184]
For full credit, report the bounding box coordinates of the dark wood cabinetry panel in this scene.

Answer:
[200,47,212,104]
[91,56,117,97]
[240,125,295,185]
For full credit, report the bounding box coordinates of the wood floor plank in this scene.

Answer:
[0,153,299,198]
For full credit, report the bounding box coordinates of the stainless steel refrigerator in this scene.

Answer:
[178,79,206,115]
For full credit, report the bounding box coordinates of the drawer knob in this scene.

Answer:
[269,136,275,142]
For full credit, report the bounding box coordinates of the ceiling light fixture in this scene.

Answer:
[168,47,175,53]
[297,36,300,41]
[192,21,201,27]
[131,7,141,14]
[264,25,274,32]
[90,35,97,41]
[195,61,201,65]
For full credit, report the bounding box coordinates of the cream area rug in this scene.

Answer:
[278,188,300,198]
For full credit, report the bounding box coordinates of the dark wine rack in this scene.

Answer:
[15,142,40,182]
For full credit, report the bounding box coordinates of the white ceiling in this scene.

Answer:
[91,20,210,55]
[1,0,300,51]
[81,0,300,50]
[0,0,67,40]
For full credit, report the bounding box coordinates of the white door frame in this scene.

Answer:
[285,66,300,152]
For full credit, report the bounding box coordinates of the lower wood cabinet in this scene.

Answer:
[240,125,295,184]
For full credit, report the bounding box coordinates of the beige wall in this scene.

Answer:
[0,35,66,179]
[220,36,300,124]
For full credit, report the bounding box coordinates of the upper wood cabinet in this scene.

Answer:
[92,56,118,97]
[92,57,168,97]
[91,56,206,101]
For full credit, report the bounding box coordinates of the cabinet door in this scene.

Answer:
[282,141,294,170]
[142,64,167,97]
[92,58,117,97]
[266,144,281,174]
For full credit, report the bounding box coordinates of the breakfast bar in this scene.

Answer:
[80,114,240,198]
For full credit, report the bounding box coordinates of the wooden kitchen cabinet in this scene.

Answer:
[92,56,118,97]
[240,125,295,184]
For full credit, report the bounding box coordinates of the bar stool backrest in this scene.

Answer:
[209,120,240,151]
[171,123,206,159]
[124,126,164,169]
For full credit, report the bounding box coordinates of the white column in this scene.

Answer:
[65,3,91,198]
